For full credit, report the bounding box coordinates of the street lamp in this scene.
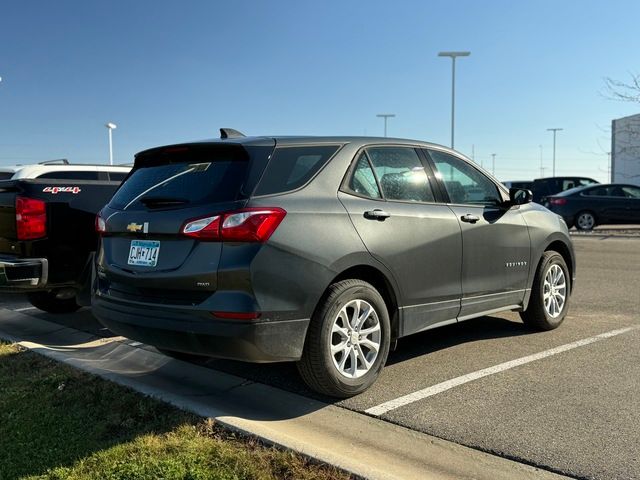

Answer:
[546,128,563,176]
[438,51,470,148]
[105,122,117,165]
[376,114,395,137]
[491,153,496,176]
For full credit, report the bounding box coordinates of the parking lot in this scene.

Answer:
[3,235,639,479]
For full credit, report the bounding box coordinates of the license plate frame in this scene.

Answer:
[127,240,160,267]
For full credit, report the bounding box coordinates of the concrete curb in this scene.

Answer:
[0,308,568,480]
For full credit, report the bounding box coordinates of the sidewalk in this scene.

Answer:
[0,308,567,480]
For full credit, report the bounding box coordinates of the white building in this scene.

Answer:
[611,113,640,186]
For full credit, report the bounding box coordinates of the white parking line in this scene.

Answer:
[13,307,37,312]
[366,326,639,417]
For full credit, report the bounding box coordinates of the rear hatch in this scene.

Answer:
[97,140,274,306]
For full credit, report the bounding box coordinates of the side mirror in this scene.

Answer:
[509,188,533,205]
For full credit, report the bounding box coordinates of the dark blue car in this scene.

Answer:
[547,183,640,230]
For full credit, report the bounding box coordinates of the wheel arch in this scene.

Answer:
[327,264,401,340]
[544,240,574,292]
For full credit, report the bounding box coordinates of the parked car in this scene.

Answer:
[503,180,534,191]
[546,183,640,230]
[0,161,131,312]
[531,176,599,204]
[92,131,575,398]
[0,159,130,182]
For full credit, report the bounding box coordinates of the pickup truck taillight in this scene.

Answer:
[16,197,47,240]
[95,213,107,235]
[181,207,286,242]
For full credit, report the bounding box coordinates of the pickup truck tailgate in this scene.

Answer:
[0,181,19,252]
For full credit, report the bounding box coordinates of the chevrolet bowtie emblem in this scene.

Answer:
[127,223,143,232]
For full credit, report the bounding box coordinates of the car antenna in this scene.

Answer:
[220,128,246,139]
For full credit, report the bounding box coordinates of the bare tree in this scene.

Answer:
[604,73,640,103]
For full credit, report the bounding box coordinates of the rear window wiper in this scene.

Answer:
[139,196,190,208]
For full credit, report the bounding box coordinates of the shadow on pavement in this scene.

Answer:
[386,315,530,366]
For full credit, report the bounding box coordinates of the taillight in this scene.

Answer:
[16,197,47,240]
[182,215,221,240]
[549,198,567,206]
[181,207,286,242]
[95,213,107,234]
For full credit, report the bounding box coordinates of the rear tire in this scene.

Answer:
[297,279,390,398]
[575,211,596,231]
[520,251,570,331]
[27,291,81,314]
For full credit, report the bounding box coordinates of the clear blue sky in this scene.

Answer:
[1,0,638,182]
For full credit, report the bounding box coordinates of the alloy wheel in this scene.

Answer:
[543,264,566,318]
[577,212,595,230]
[330,299,381,379]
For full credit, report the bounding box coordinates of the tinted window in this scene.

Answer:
[37,171,100,180]
[577,178,598,187]
[366,147,434,202]
[428,150,501,205]
[583,186,629,197]
[622,186,640,198]
[0,172,13,180]
[254,145,340,196]
[109,147,252,211]
[107,172,129,181]
[347,153,382,199]
[583,187,609,196]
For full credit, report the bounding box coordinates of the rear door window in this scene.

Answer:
[366,147,435,202]
[109,145,258,211]
[254,145,340,196]
[0,172,13,180]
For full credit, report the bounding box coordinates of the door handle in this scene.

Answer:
[364,209,391,221]
[461,214,480,223]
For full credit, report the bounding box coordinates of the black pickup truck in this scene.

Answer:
[0,167,129,312]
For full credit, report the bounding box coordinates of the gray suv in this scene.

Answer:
[93,131,575,398]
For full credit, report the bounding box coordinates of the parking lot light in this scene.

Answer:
[105,122,117,165]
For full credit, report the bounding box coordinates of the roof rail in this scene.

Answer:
[220,128,246,139]
[39,159,70,165]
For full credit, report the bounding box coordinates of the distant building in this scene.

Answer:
[611,113,640,186]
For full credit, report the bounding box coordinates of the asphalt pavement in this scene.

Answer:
[2,236,639,479]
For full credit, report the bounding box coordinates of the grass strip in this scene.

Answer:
[0,342,351,480]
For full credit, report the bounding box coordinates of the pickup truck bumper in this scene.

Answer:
[0,255,48,291]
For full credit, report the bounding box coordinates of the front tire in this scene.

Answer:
[27,291,81,314]
[575,211,596,231]
[297,279,391,398]
[520,251,570,331]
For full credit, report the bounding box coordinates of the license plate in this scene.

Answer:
[127,240,160,267]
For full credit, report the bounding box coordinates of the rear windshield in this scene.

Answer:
[0,172,13,181]
[254,145,341,196]
[108,144,271,211]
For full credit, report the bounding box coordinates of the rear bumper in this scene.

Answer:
[0,255,48,291]
[92,294,310,363]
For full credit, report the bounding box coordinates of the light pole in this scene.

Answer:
[539,144,545,177]
[105,122,117,165]
[376,114,395,137]
[546,128,563,176]
[491,153,496,176]
[438,51,470,148]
